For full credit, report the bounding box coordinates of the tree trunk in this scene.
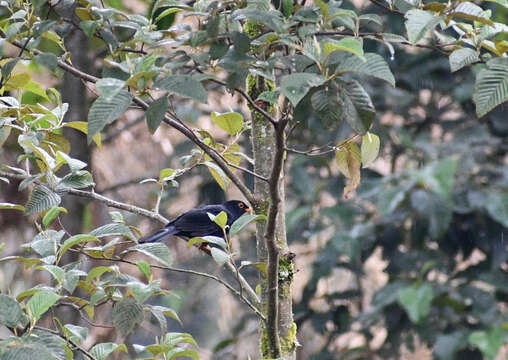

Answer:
[248,75,296,359]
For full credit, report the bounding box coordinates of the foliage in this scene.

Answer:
[0,0,507,358]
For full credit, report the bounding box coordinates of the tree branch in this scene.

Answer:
[79,251,265,320]
[0,170,261,310]
[0,32,256,206]
[33,326,97,360]
[263,117,289,358]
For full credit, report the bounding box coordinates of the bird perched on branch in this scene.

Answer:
[139,200,251,251]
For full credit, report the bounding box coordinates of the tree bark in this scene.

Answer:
[248,75,296,359]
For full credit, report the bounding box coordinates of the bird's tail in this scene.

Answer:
[138,226,176,243]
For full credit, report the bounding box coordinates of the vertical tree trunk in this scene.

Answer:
[61,19,91,235]
[248,75,296,359]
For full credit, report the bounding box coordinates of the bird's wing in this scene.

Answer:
[172,208,223,237]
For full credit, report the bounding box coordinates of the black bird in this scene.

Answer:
[138,200,251,249]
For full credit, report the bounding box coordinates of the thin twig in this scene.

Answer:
[33,326,97,360]
[78,250,265,320]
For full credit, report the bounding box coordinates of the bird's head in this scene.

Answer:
[223,200,252,219]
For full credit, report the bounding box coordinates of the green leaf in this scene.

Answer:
[416,157,458,199]
[0,295,28,327]
[282,0,293,17]
[24,185,62,215]
[42,206,67,228]
[90,343,127,360]
[63,324,88,343]
[55,151,87,172]
[166,348,200,359]
[230,213,265,236]
[361,132,380,167]
[58,171,94,189]
[256,90,280,105]
[333,53,395,87]
[449,48,479,72]
[59,234,99,259]
[474,57,508,117]
[146,96,168,134]
[211,112,244,135]
[26,290,60,321]
[448,2,494,26]
[483,191,508,227]
[208,210,227,229]
[469,328,506,360]
[187,236,228,250]
[204,161,229,191]
[124,243,172,266]
[0,202,24,211]
[239,261,267,276]
[137,261,151,280]
[280,73,327,107]
[112,298,144,335]
[96,77,125,101]
[87,90,132,143]
[340,80,376,135]
[0,342,54,360]
[210,247,230,266]
[36,264,65,283]
[405,10,443,44]
[434,332,467,360]
[323,38,365,60]
[63,121,102,148]
[398,283,434,323]
[154,75,207,103]
[89,223,135,240]
[87,266,115,281]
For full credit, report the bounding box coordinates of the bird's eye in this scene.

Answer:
[238,203,244,208]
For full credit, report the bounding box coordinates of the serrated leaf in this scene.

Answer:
[323,38,365,60]
[0,202,24,211]
[137,261,151,280]
[0,342,54,360]
[58,171,94,189]
[333,53,395,87]
[449,48,480,72]
[96,77,125,101]
[340,80,376,134]
[27,290,60,321]
[90,343,127,360]
[448,2,494,26]
[280,73,327,107]
[63,324,88,343]
[90,223,135,240]
[230,213,265,235]
[24,185,62,215]
[405,10,443,44]
[361,132,380,167]
[0,295,28,327]
[124,243,172,266]
[146,96,168,134]
[37,264,65,283]
[211,112,244,135]
[154,75,207,103]
[473,57,508,117]
[187,236,228,250]
[210,247,230,266]
[42,206,67,228]
[55,151,87,172]
[87,91,132,143]
[112,298,144,335]
[59,234,99,260]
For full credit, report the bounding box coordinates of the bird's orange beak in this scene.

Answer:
[246,207,252,213]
